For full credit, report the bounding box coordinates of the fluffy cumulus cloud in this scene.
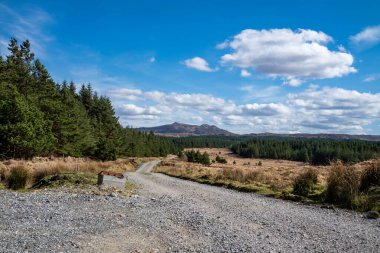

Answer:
[108,86,380,134]
[220,29,356,85]
[184,57,215,72]
[240,103,290,116]
[350,25,380,48]
[287,87,380,132]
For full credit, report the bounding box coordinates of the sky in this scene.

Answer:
[1,0,380,134]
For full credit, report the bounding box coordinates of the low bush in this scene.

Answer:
[219,168,262,183]
[0,164,9,182]
[221,168,245,182]
[7,165,29,190]
[325,161,360,207]
[215,155,227,164]
[360,161,380,192]
[293,168,318,196]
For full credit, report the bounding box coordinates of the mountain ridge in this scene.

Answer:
[137,122,380,141]
[137,122,238,136]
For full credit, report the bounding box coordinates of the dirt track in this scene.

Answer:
[83,160,380,252]
[1,161,379,252]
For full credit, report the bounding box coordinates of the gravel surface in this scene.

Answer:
[1,160,380,252]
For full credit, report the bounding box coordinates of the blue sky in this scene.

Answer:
[1,0,380,134]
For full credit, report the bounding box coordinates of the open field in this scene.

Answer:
[155,148,380,211]
[157,148,330,193]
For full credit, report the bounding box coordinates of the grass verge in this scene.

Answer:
[154,161,380,212]
[0,157,136,191]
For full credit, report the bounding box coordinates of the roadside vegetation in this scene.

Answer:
[156,148,380,212]
[0,157,136,190]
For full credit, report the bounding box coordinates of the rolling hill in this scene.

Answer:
[138,122,380,141]
[137,122,238,136]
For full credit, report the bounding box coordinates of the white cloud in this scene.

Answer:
[240,85,283,102]
[109,86,380,134]
[216,41,229,49]
[240,69,251,77]
[191,116,203,122]
[363,73,380,82]
[144,91,166,101]
[283,78,302,87]
[338,45,347,52]
[350,25,380,48]
[149,57,156,63]
[287,87,380,133]
[107,88,143,100]
[240,103,290,116]
[220,28,356,85]
[119,104,165,116]
[184,56,215,72]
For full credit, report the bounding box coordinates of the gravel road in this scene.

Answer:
[1,160,379,252]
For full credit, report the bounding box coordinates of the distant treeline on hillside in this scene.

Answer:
[0,38,180,160]
[231,139,380,165]
[168,136,380,165]
[168,136,241,148]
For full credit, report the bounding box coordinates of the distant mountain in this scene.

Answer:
[137,122,380,141]
[245,133,380,141]
[137,122,238,136]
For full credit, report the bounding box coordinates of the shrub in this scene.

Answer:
[215,155,227,164]
[325,161,360,207]
[7,165,29,190]
[293,168,318,196]
[177,151,184,159]
[360,161,380,192]
[221,168,245,182]
[219,168,261,183]
[258,161,262,166]
[185,150,211,165]
[0,164,9,182]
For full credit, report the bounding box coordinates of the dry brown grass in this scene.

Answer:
[159,148,331,193]
[325,161,361,207]
[0,157,136,189]
[157,148,380,196]
[157,148,380,210]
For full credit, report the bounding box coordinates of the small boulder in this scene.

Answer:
[365,211,379,219]
[109,192,118,198]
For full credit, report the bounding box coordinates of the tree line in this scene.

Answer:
[169,136,241,149]
[0,38,180,160]
[231,138,380,165]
